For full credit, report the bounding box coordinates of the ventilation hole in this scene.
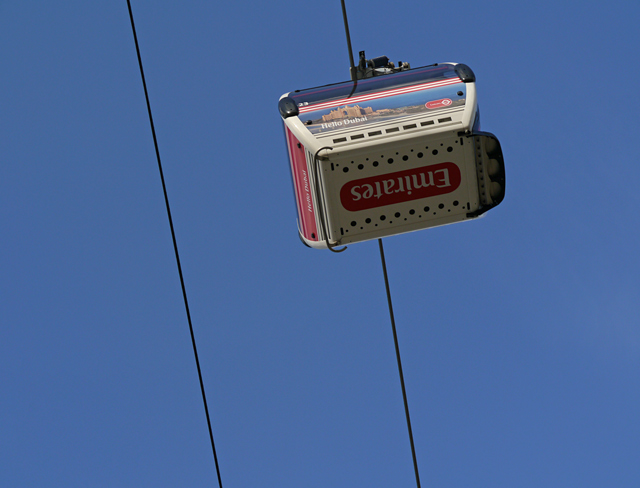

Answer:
[402,155,409,161]
[423,206,430,212]
[447,146,453,152]
[351,134,364,140]
[358,164,364,170]
[438,203,445,209]
[365,218,371,224]
[373,161,379,167]
[386,127,400,133]
[395,212,401,218]
[438,117,452,123]
[333,137,347,143]
[453,201,459,206]
[403,124,417,130]
[457,91,463,96]
[417,152,423,158]
[432,149,438,155]
[350,221,357,227]
[387,158,394,164]
[421,120,434,126]
[380,215,386,221]
[409,209,415,215]
[368,130,382,136]
[343,167,349,173]
[311,233,316,239]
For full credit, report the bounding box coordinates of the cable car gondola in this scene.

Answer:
[279,56,505,250]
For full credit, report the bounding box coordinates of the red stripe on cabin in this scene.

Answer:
[299,78,462,114]
[285,127,318,241]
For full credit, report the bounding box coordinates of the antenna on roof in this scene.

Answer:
[340,0,410,80]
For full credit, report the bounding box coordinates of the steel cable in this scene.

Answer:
[125,2,223,486]
[378,239,422,488]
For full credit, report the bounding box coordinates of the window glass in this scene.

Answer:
[290,65,458,106]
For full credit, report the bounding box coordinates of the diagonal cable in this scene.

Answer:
[125,1,223,486]
[378,239,422,488]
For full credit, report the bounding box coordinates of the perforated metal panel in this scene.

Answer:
[317,133,480,245]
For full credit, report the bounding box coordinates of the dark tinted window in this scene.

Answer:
[290,64,459,106]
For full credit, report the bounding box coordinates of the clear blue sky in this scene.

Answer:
[2,1,639,487]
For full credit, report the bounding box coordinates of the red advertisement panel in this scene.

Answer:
[340,163,461,212]
[285,127,318,241]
